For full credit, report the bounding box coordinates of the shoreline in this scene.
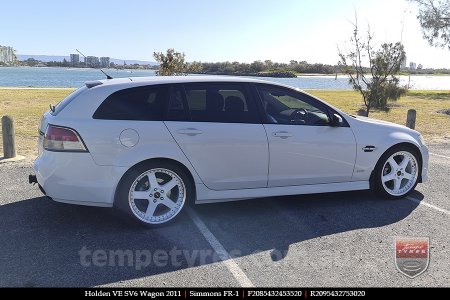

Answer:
[1,68,449,90]
[0,87,75,90]
[2,66,450,76]
[1,87,449,92]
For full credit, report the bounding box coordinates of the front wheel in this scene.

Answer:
[373,146,421,199]
[115,161,193,226]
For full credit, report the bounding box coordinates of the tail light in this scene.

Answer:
[43,125,88,152]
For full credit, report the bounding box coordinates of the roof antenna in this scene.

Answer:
[76,49,113,79]
[100,69,113,79]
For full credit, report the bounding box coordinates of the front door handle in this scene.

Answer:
[273,131,293,139]
[177,128,203,136]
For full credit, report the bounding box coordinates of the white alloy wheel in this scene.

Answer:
[381,151,418,197]
[128,168,186,225]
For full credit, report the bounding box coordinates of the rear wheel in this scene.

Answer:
[115,161,193,226]
[373,146,420,199]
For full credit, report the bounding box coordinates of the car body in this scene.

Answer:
[32,76,429,225]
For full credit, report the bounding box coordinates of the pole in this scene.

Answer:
[1,116,16,159]
[406,109,416,129]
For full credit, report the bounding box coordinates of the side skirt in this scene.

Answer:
[195,181,369,204]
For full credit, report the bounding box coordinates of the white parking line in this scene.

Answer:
[407,196,450,216]
[187,207,254,287]
[430,152,450,159]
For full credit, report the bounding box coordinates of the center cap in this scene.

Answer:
[397,171,402,176]
[154,192,161,199]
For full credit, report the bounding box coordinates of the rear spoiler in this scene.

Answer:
[85,81,103,88]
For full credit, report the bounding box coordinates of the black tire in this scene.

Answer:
[115,160,194,226]
[373,145,421,199]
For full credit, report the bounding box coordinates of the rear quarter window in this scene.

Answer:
[93,85,169,121]
[183,83,259,123]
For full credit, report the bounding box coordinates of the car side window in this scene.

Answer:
[93,85,168,121]
[166,86,190,121]
[256,84,330,126]
[183,83,259,124]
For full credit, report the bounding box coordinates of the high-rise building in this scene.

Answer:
[409,62,416,70]
[400,56,407,69]
[100,57,110,68]
[70,54,80,66]
[85,56,100,68]
[0,46,16,64]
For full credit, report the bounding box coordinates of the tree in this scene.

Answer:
[250,60,265,72]
[338,20,407,117]
[264,60,273,69]
[410,0,450,49]
[187,61,203,74]
[153,48,188,76]
[26,58,39,67]
[153,49,203,75]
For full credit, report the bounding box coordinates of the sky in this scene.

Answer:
[1,0,450,68]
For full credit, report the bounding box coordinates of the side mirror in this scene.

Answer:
[331,113,343,127]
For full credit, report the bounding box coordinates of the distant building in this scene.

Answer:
[409,62,416,70]
[100,57,110,68]
[417,63,423,70]
[0,46,16,64]
[85,56,100,68]
[70,54,80,66]
[400,56,407,69]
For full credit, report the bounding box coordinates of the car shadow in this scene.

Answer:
[194,190,424,262]
[0,190,423,287]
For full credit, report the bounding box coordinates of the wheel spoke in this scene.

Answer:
[132,191,150,200]
[145,201,158,218]
[399,155,410,169]
[162,178,178,192]
[161,200,176,210]
[403,172,413,180]
[382,172,395,183]
[147,172,159,189]
[388,157,399,169]
[393,178,402,193]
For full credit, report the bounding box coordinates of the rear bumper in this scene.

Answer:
[33,151,127,207]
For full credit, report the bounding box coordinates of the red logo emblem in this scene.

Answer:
[395,237,429,278]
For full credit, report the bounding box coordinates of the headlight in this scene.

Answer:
[418,134,427,146]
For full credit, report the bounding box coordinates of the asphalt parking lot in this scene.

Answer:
[0,144,449,287]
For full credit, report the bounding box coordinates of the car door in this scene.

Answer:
[255,84,357,187]
[164,83,269,191]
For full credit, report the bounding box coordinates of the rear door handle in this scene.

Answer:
[273,131,293,138]
[177,128,203,136]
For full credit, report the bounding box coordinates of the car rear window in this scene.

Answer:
[93,85,168,121]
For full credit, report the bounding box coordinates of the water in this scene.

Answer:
[0,67,156,88]
[249,74,450,90]
[0,66,449,90]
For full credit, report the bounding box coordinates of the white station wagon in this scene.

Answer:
[31,76,429,226]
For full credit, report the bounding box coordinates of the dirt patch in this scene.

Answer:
[437,108,450,116]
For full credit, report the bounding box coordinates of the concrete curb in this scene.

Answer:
[0,155,26,164]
